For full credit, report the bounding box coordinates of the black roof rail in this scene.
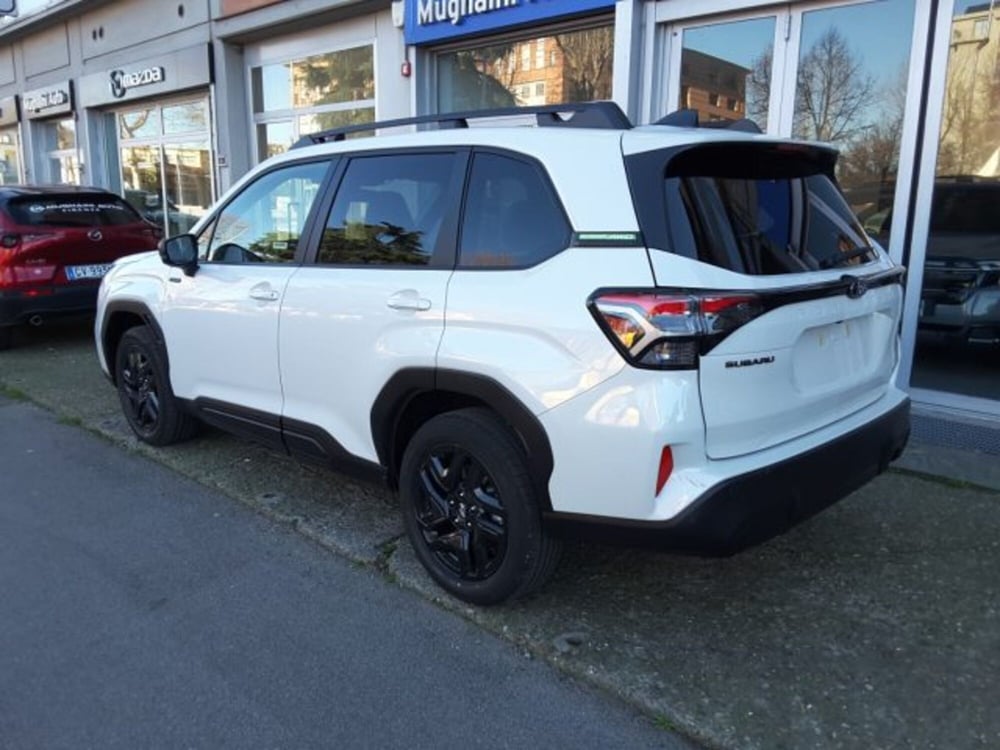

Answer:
[290,101,632,148]
[653,108,763,134]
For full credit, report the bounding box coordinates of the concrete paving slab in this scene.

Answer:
[3,317,999,749]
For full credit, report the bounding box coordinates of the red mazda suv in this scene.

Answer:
[0,186,161,350]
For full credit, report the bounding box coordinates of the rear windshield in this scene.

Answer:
[628,144,874,275]
[7,196,144,227]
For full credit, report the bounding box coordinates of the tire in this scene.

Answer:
[114,325,198,446]
[399,407,561,605]
[0,326,12,351]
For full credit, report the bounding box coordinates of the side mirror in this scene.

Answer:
[159,234,199,276]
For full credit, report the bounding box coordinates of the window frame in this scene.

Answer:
[455,146,574,271]
[303,146,471,271]
[196,156,338,266]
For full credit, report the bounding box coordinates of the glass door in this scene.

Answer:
[906,1,1000,408]
[662,1,918,250]
[0,127,22,184]
[784,0,917,259]
[665,11,785,133]
[118,98,214,237]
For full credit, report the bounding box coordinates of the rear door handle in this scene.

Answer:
[249,282,280,302]
[386,290,432,311]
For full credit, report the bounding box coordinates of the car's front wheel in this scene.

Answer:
[115,326,197,446]
[0,326,13,351]
[399,408,561,605]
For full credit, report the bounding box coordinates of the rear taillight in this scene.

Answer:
[590,290,763,369]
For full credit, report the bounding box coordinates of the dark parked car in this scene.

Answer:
[864,178,1000,346]
[0,186,161,350]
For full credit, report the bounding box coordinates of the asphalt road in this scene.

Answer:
[0,396,683,749]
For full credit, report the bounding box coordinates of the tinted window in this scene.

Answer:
[459,153,570,268]
[7,196,143,227]
[318,154,455,266]
[668,171,870,274]
[204,160,328,264]
[930,185,1000,235]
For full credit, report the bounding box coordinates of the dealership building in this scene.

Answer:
[0,0,996,446]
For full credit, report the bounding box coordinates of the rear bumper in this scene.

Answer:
[0,284,100,326]
[544,398,910,555]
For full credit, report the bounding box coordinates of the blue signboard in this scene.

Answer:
[404,0,616,46]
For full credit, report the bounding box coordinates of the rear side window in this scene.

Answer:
[459,152,570,268]
[7,196,143,227]
[318,153,457,266]
[629,144,874,275]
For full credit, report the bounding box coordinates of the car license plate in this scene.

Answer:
[65,263,114,281]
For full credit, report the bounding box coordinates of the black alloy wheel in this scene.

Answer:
[399,408,561,605]
[119,343,161,436]
[114,326,197,446]
[414,447,508,581]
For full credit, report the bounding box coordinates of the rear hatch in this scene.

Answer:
[1,193,159,287]
[622,133,904,459]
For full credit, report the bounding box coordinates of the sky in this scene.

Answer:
[684,0,918,86]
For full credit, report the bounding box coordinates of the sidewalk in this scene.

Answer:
[2,318,998,749]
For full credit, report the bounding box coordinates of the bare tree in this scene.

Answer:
[793,27,876,143]
[839,65,908,194]
[936,28,1000,176]
[554,27,614,102]
[746,44,773,130]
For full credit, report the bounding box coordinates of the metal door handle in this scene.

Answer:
[249,284,280,302]
[387,291,431,311]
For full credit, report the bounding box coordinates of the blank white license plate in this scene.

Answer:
[65,263,113,281]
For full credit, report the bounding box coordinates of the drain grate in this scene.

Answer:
[911,413,1000,455]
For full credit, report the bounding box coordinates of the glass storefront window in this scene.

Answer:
[298,109,374,139]
[39,118,79,185]
[119,108,160,139]
[251,44,376,160]
[55,119,75,151]
[436,23,614,113]
[163,101,208,135]
[792,0,915,251]
[163,142,212,235]
[911,1,1000,401]
[257,121,296,161]
[0,127,21,184]
[678,17,776,130]
[118,98,214,237]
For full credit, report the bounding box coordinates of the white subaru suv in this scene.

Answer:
[95,103,910,605]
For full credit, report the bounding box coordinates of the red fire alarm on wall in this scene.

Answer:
[401,61,412,77]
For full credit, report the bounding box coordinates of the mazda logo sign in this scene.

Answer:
[88,229,103,242]
[109,66,165,99]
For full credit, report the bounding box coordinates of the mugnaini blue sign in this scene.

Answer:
[404,0,616,46]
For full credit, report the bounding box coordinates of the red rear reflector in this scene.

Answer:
[656,446,674,496]
[23,289,53,297]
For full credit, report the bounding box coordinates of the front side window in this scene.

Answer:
[318,153,457,266]
[203,160,328,264]
[459,153,570,268]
